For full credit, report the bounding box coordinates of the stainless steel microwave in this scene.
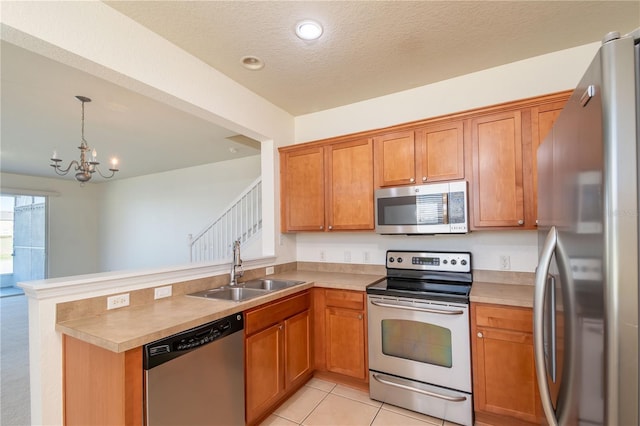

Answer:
[375,181,468,234]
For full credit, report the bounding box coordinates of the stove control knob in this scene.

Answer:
[461,259,467,266]
[397,257,403,263]
[451,259,457,265]
[388,257,395,263]
[443,260,448,265]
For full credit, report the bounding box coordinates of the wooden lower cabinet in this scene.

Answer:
[63,335,143,426]
[313,288,368,387]
[245,291,312,425]
[471,303,544,425]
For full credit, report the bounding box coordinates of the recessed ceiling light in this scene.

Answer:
[241,56,264,70]
[295,20,323,41]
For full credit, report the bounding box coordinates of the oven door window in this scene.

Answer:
[381,319,452,368]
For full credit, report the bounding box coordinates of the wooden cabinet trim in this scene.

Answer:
[474,303,534,333]
[324,288,365,310]
[245,291,310,336]
[415,120,465,183]
[471,303,543,424]
[63,335,143,426]
[325,138,375,231]
[245,323,285,424]
[470,110,525,228]
[280,147,325,232]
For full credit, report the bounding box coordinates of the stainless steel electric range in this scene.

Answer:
[367,250,473,426]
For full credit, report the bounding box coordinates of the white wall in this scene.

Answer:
[293,43,601,272]
[296,231,538,272]
[0,172,100,278]
[98,155,261,271]
[1,2,296,424]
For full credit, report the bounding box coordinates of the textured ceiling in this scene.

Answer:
[2,1,638,181]
[105,1,640,115]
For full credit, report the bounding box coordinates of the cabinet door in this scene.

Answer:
[284,310,312,388]
[326,138,374,231]
[415,121,464,183]
[529,101,566,226]
[325,307,366,380]
[245,323,284,424]
[374,130,416,187]
[471,111,524,228]
[280,147,325,232]
[473,326,540,423]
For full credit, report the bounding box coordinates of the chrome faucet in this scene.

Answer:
[229,239,244,286]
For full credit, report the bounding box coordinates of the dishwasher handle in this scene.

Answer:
[144,312,244,370]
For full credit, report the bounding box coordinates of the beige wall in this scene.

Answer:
[292,42,601,272]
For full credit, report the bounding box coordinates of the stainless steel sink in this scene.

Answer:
[240,279,305,291]
[187,279,305,302]
[188,286,268,302]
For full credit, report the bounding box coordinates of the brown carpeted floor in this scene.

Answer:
[1,294,31,426]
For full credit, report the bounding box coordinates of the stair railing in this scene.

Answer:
[189,177,262,263]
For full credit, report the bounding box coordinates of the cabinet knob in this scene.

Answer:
[410,177,415,183]
[320,225,323,230]
[358,314,363,320]
[536,219,539,225]
[477,332,483,338]
[518,219,524,225]
[422,176,427,182]
[279,325,283,330]
[328,225,333,230]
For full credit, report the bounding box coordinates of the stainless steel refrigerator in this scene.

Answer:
[535,29,639,425]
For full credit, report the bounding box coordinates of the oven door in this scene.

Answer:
[367,294,471,393]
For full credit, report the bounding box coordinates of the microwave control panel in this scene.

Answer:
[386,250,471,273]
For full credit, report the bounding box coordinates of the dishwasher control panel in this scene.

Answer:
[143,312,244,370]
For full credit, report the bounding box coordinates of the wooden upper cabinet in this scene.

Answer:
[280,147,325,232]
[415,121,465,183]
[280,139,374,232]
[374,124,464,188]
[374,130,416,187]
[325,138,374,231]
[528,100,567,227]
[470,110,525,229]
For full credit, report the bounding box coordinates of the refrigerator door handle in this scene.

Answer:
[534,226,558,426]
[546,274,557,383]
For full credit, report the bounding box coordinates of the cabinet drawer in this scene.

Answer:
[474,303,532,333]
[325,289,364,310]
[246,291,310,335]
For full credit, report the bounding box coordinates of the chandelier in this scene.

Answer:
[50,95,120,183]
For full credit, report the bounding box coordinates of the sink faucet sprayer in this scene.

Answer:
[230,239,243,286]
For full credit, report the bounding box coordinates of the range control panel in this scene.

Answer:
[386,250,471,273]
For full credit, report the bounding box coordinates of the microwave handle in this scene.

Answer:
[442,193,448,224]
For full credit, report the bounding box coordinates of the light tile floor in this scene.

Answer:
[259,378,460,426]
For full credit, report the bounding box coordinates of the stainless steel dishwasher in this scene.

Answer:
[143,312,245,425]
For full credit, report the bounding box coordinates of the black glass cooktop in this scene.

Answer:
[367,278,471,303]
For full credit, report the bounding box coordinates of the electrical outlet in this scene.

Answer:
[154,286,172,299]
[320,250,326,261]
[265,266,275,275]
[500,255,511,270]
[363,251,370,263]
[107,293,130,310]
[344,251,351,262]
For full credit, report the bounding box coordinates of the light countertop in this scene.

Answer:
[470,281,535,308]
[57,269,534,353]
[56,271,384,353]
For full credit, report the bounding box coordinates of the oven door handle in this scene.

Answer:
[372,374,467,402]
[370,300,464,315]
